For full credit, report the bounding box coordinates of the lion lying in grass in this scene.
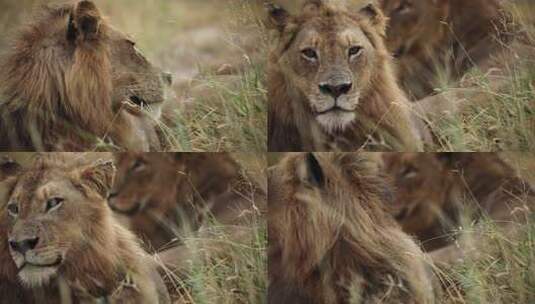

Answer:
[382,153,534,264]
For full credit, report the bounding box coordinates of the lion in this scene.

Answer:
[109,153,266,252]
[266,1,425,152]
[0,1,172,151]
[381,153,535,261]
[379,0,516,100]
[0,157,35,303]
[3,154,171,303]
[268,152,436,304]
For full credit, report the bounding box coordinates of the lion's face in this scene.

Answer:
[5,160,114,287]
[381,153,453,236]
[269,3,388,133]
[380,0,448,57]
[109,153,183,221]
[107,29,172,119]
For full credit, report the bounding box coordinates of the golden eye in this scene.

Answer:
[301,48,318,61]
[348,46,363,59]
[46,197,64,212]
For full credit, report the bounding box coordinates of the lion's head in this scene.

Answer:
[267,1,390,133]
[109,153,184,218]
[268,152,434,303]
[381,153,458,249]
[109,153,242,250]
[381,153,533,251]
[0,1,172,150]
[379,0,448,58]
[5,156,116,287]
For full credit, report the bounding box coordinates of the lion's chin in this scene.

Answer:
[316,111,356,134]
[18,264,59,287]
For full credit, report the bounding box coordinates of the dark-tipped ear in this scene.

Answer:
[67,1,102,43]
[78,160,115,198]
[359,3,387,36]
[0,157,22,181]
[298,153,324,187]
[265,2,291,33]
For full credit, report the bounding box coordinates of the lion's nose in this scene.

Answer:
[9,237,39,255]
[319,82,352,99]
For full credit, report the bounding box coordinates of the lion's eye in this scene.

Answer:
[396,1,412,14]
[301,48,318,61]
[401,167,418,179]
[131,159,146,172]
[46,197,64,212]
[348,46,363,59]
[7,202,18,217]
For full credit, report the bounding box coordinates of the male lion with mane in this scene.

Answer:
[382,153,535,264]
[3,154,170,303]
[0,1,172,151]
[266,1,424,152]
[268,152,436,304]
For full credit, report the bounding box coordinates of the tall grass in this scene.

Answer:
[422,1,535,151]
[161,222,267,304]
[435,215,535,304]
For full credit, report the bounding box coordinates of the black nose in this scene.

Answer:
[9,237,39,255]
[319,82,352,99]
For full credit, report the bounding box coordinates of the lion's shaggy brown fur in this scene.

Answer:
[380,0,516,100]
[382,153,535,254]
[0,1,167,151]
[267,1,424,152]
[268,152,435,304]
[4,154,170,303]
[0,161,30,303]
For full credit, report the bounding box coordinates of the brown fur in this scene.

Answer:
[110,153,266,251]
[0,158,32,303]
[380,0,516,99]
[267,1,424,152]
[4,154,170,303]
[381,153,535,254]
[268,152,436,304]
[0,1,169,151]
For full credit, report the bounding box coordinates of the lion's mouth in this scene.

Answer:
[19,256,63,271]
[316,106,354,115]
[128,95,148,108]
[109,202,142,216]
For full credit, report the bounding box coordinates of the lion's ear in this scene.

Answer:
[359,3,387,36]
[298,153,325,187]
[67,0,102,42]
[77,160,116,198]
[265,3,292,33]
[0,157,22,181]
